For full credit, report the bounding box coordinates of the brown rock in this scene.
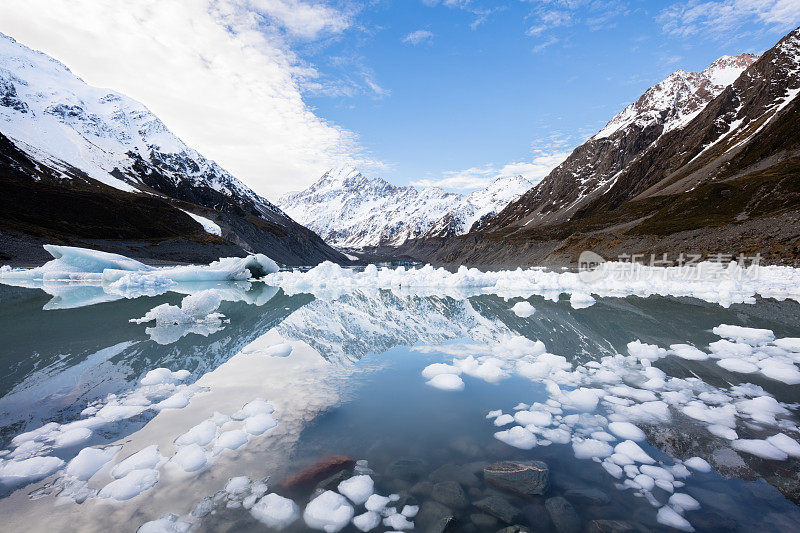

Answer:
[280,455,355,494]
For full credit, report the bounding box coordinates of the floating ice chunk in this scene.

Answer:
[657,505,694,532]
[212,412,231,426]
[99,469,158,500]
[683,457,711,472]
[669,493,700,512]
[421,363,461,379]
[156,392,190,410]
[304,490,354,533]
[141,368,187,386]
[511,301,536,317]
[609,453,635,466]
[758,359,800,384]
[633,474,655,491]
[486,410,502,419]
[226,476,251,494]
[245,413,278,435]
[572,438,613,459]
[232,398,275,420]
[214,430,248,454]
[401,505,419,517]
[627,340,666,361]
[716,358,759,373]
[353,511,381,532]
[774,338,800,352]
[735,396,789,425]
[562,388,601,412]
[52,427,93,448]
[426,374,464,391]
[707,424,738,440]
[682,402,736,428]
[712,324,774,345]
[175,420,217,446]
[455,356,508,382]
[495,426,538,449]
[66,446,121,480]
[138,513,192,533]
[365,494,391,512]
[513,403,530,410]
[133,290,223,326]
[383,513,414,530]
[608,422,645,441]
[515,410,552,427]
[766,433,800,457]
[263,343,293,358]
[496,335,547,357]
[640,465,674,482]
[569,292,595,309]
[112,446,162,478]
[172,444,207,472]
[251,493,300,530]
[614,440,655,464]
[493,414,515,426]
[338,475,374,505]
[602,461,624,478]
[0,455,64,484]
[732,439,788,460]
[669,344,709,361]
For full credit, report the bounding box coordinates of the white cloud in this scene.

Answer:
[403,30,435,45]
[0,0,380,199]
[411,151,570,192]
[658,0,800,38]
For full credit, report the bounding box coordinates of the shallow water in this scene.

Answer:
[1,281,800,532]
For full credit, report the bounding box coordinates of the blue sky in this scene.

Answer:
[0,1,798,197]
[299,0,800,190]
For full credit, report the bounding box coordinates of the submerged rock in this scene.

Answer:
[411,480,434,499]
[588,519,647,533]
[545,497,581,533]
[474,495,522,524]
[430,463,480,487]
[432,480,468,509]
[280,455,355,494]
[387,457,428,481]
[484,461,550,496]
[470,513,499,529]
[564,487,610,505]
[496,526,531,533]
[416,500,455,532]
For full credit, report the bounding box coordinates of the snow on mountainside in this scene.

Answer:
[278,166,532,248]
[595,54,759,140]
[484,52,759,232]
[0,32,279,217]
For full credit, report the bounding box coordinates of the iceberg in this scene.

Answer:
[0,245,278,284]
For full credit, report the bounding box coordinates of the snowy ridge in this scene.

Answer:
[594,53,758,140]
[0,33,281,216]
[278,166,532,248]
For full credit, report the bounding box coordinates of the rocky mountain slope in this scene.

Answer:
[0,33,345,266]
[400,28,800,266]
[278,166,532,249]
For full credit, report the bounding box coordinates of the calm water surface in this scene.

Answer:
[1,282,799,532]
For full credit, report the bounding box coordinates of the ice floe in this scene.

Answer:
[510,300,536,317]
[303,490,354,532]
[251,493,299,529]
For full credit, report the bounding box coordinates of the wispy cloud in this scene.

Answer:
[523,0,631,45]
[420,0,501,30]
[402,29,434,45]
[658,0,800,38]
[0,0,383,198]
[532,36,559,53]
[411,151,570,192]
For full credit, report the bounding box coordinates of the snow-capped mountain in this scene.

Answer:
[484,52,759,231]
[0,33,344,265]
[415,27,800,267]
[278,166,532,248]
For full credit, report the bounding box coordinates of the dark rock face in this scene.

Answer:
[544,497,581,533]
[387,457,429,481]
[484,461,550,496]
[416,500,456,532]
[588,519,648,533]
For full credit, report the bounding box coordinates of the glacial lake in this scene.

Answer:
[1,280,800,532]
